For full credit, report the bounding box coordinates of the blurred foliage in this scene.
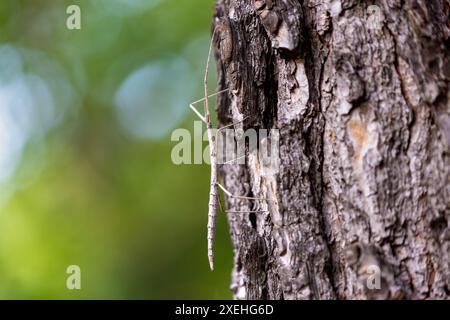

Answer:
[0,0,233,299]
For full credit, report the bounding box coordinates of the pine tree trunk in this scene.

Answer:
[212,0,450,299]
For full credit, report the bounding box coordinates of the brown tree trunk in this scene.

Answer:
[212,0,450,299]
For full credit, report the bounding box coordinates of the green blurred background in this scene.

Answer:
[0,0,234,299]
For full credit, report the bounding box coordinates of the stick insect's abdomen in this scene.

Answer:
[207,128,218,271]
[207,181,218,271]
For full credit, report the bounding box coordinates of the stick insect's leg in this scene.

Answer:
[216,116,249,133]
[217,192,225,213]
[217,189,267,214]
[225,209,268,213]
[217,183,276,203]
[215,116,251,165]
[214,115,249,144]
[189,88,230,124]
[189,104,206,123]
[222,154,247,165]
[218,188,268,214]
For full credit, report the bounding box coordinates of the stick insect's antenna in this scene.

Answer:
[203,27,218,127]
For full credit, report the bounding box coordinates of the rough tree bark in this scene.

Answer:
[212,0,450,299]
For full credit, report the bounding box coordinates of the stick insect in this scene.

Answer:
[189,29,274,271]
